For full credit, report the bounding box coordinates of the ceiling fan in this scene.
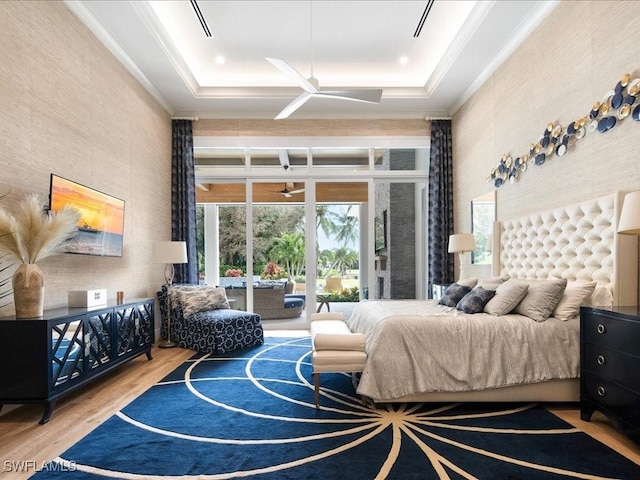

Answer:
[266,57,383,120]
[279,182,305,198]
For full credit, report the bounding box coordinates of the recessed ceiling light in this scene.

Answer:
[399,56,409,65]
[215,55,225,65]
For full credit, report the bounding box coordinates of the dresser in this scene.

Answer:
[580,306,640,442]
[0,298,154,424]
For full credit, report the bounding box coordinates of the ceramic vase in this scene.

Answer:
[12,263,45,318]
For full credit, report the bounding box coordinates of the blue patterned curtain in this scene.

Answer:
[171,120,198,284]
[427,120,454,297]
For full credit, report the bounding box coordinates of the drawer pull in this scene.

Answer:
[597,386,607,397]
[596,324,606,334]
[597,355,606,365]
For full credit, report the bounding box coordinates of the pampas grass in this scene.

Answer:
[0,194,81,264]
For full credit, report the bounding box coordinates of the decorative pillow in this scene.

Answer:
[456,286,496,314]
[587,286,614,308]
[476,277,506,290]
[172,285,230,317]
[552,281,597,321]
[439,283,472,307]
[484,278,529,316]
[457,277,478,288]
[513,278,568,322]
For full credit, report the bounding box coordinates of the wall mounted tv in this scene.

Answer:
[49,174,125,257]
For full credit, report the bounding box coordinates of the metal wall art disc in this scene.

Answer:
[488,71,640,188]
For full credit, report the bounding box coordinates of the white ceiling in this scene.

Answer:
[66,0,557,120]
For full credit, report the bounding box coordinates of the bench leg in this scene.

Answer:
[314,372,320,408]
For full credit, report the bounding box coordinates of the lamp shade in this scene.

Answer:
[448,233,476,253]
[618,190,640,235]
[152,241,188,264]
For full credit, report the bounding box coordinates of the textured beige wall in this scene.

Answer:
[453,0,640,232]
[194,119,429,137]
[0,1,172,317]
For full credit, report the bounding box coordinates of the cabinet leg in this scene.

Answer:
[145,349,153,361]
[580,404,595,422]
[39,400,56,425]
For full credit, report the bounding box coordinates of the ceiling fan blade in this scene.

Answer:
[266,57,318,93]
[275,91,313,119]
[315,89,383,104]
[289,188,305,194]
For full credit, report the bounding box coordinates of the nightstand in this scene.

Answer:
[580,306,640,443]
[431,283,451,300]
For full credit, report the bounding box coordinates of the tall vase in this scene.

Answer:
[12,263,45,318]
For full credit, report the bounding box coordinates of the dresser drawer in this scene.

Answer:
[582,311,640,356]
[582,373,640,425]
[583,343,640,393]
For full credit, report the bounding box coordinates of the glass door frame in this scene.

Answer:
[195,137,430,325]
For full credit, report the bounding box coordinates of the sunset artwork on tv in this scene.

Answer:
[49,175,125,257]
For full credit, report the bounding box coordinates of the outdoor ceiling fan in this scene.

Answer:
[279,182,305,198]
[266,57,383,120]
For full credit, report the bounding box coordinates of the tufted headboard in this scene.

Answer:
[492,192,638,306]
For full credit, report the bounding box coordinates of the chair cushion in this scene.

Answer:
[284,298,304,309]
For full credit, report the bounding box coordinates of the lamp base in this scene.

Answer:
[158,340,178,349]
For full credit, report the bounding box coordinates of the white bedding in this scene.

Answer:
[345,299,580,401]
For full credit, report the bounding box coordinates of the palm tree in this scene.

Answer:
[333,206,359,247]
[268,231,305,278]
[317,248,334,278]
[316,205,338,239]
[326,247,358,277]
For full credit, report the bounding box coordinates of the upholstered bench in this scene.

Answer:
[310,312,367,408]
[159,285,264,355]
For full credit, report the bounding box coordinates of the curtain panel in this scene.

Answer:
[427,120,454,297]
[171,120,198,284]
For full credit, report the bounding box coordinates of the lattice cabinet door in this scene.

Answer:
[115,305,137,358]
[135,301,154,349]
[50,318,85,390]
[85,310,113,371]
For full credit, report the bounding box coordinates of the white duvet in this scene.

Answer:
[345,299,580,401]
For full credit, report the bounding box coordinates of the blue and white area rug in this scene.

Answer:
[34,337,640,479]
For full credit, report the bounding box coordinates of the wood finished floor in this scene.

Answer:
[1,337,639,479]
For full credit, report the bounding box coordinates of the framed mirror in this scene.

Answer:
[471,191,495,264]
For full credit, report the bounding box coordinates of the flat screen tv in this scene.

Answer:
[49,174,125,257]
[374,210,387,252]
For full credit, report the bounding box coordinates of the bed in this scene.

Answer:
[346,192,638,404]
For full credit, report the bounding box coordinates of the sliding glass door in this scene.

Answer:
[194,141,430,325]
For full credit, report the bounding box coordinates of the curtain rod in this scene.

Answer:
[424,116,452,120]
[171,116,199,121]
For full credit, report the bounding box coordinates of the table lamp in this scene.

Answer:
[617,190,640,306]
[448,233,476,280]
[152,241,188,348]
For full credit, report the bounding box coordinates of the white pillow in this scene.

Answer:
[514,278,567,322]
[476,277,506,290]
[552,281,597,321]
[587,286,614,309]
[484,278,529,316]
[457,277,478,288]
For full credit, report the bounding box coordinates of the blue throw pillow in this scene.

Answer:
[456,286,496,314]
[439,283,472,307]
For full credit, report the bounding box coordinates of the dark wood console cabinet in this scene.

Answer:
[580,306,640,443]
[0,298,154,424]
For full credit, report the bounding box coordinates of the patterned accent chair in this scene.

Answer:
[158,285,264,355]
